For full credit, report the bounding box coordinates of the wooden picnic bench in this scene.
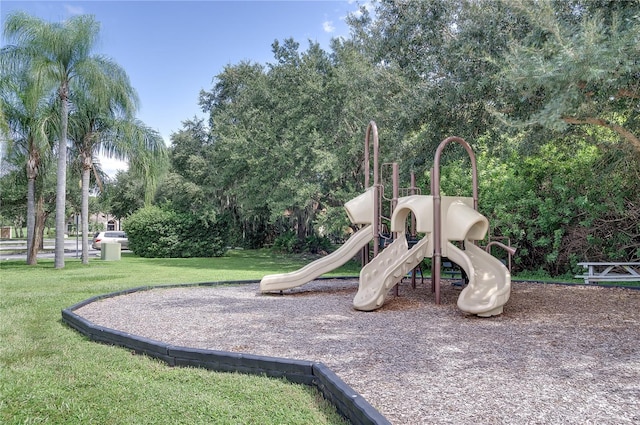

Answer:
[575,262,640,284]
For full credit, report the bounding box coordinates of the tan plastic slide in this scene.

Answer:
[353,194,433,311]
[260,188,376,293]
[449,241,511,317]
[352,195,511,315]
[259,224,373,292]
[353,234,431,311]
[443,199,511,316]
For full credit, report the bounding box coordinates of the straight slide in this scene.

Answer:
[447,242,511,317]
[259,225,373,293]
[353,235,430,311]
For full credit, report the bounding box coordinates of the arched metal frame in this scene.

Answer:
[432,136,479,305]
[364,121,381,257]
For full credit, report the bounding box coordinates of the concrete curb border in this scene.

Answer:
[61,279,391,425]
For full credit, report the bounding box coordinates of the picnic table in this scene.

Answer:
[575,262,640,284]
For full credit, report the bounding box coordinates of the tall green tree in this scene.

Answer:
[495,0,640,154]
[160,118,212,213]
[199,62,274,246]
[3,12,113,268]
[199,35,408,248]
[347,0,536,163]
[102,170,145,220]
[65,62,169,263]
[0,51,56,264]
[363,0,639,155]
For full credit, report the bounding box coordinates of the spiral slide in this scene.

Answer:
[259,224,373,293]
[442,199,511,316]
[448,241,511,317]
[352,195,510,315]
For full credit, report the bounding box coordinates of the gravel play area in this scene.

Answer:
[75,279,640,424]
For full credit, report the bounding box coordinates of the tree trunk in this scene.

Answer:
[38,209,47,250]
[55,84,69,269]
[26,147,39,265]
[29,195,46,263]
[562,116,640,153]
[295,209,311,242]
[81,152,92,264]
[14,218,24,238]
[26,176,36,265]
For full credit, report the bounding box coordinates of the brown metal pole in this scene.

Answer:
[432,164,442,304]
[362,124,370,266]
[365,121,381,258]
[429,167,436,294]
[410,172,418,289]
[364,124,371,190]
[432,136,478,305]
[391,162,400,296]
[485,240,516,272]
[410,172,417,237]
[392,162,399,238]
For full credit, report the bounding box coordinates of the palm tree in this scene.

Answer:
[0,52,57,264]
[3,11,118,268]
[0,98,10,135]
[118,120,168,207]
[68,89,166,263]
[67,60,137,264]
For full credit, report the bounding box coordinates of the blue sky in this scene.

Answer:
[1,0,369,173]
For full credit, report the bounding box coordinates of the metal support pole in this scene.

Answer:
[410,172,418,289]
[392,162,399,239]
[432,136,478,305]
[365,121,380,258]
[485,241,516,272]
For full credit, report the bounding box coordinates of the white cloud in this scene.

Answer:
[99,156,128,178]
[64,4,85,16]
[323,20,335,33]
[349,1,374,19]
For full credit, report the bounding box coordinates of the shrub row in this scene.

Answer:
[124,206,227,258]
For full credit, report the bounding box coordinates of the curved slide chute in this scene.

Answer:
[260,225,373,293]
[448,241,511,317]
[352,195,511,315]
[353,234,431,311]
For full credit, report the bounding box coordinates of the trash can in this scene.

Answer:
[101,242,121,261]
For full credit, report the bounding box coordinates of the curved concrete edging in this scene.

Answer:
[61,279,391,425]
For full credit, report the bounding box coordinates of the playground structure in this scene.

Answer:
[260,122,515,316]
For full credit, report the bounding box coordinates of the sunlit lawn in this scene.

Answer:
[0,250,357,425]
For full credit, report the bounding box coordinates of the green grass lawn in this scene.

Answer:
[0,250,357,425]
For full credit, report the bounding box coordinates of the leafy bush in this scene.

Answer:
[478,141,640,275]
[218,207,275,249]
[313,205,353,244]
[304,234,332,254]
[272,230,332,254]
[427,138,640,276]
[272,230,302,253]
[124,206,227,258]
